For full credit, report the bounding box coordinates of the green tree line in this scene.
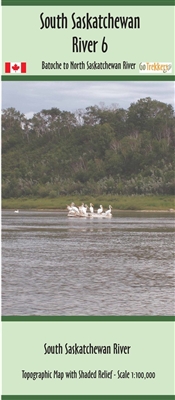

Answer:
[2,97,175,198]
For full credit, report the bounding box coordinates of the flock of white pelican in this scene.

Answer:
[67,202,112,218]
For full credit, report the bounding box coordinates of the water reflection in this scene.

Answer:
[2,210,175,316]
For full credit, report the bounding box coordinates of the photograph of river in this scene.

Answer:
[2,81,175,316]
[2,210,175,316]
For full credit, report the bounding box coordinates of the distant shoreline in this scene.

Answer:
[2,208,175,213]
[2,195,174,212]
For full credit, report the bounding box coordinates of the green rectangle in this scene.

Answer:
[2,321,175,395]
[2,6,174,77]
[1,76,175,81]
[2,0,175,6]
[1,396,175,400]
[1,316,175,321]
[1,396,175,399]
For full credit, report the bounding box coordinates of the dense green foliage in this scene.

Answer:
[2,97,175,199]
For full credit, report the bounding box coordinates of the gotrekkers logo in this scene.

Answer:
[139,62,172,73]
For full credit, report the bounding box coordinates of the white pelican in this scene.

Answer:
[105,205,112,216]
[81,204,88,215]
[97,205,103,214]
[79,203,85,213]
[78,203,88,215]
[90,203,94,213]
[14,210,19,213]
[67,204,76,216]
[71,203,79,214]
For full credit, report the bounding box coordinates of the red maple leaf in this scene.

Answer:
[12,64,20,72]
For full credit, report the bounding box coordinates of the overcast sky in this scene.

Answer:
[2,81,175,119]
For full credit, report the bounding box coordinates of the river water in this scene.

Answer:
[2,210,175,316]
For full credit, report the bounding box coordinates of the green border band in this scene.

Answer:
[1,76,175,81]
[2,0,175,5]
[2,316,175,321]
[1,396,175,399]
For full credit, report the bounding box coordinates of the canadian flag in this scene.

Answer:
[5,62,27,73]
